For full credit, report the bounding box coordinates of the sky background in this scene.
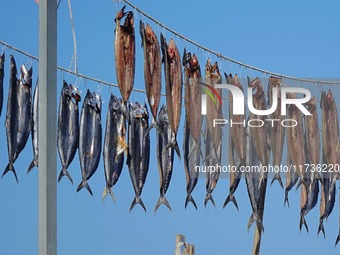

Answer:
[1,0,340,254]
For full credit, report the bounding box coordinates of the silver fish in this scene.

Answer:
[27,79,39,173]
[3,55,32,183]
[0,52,4,117]
[183,117,200,210]
[154,105,174,212]
[57,81,81,184]
[102,94,127,203]
[77,90,102,195]
[127,102,150,212]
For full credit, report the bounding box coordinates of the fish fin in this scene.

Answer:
[185,194,197,210]
[76,180,93,196]
[102,187,116,205]
[295,179,303,190]
[27,159,38,174]
[248,213,264,233]
[299,215,309,232]
[336,233,340,246]
[270,172,284,189]
[223,193,239,211]
[154,196,172,213]
[58,168,73,184]
[317,219,326,238]
[284,190,290,207]
[2,163,18,183]
[204,193,216,208]
[129,196,147,213]
[162,139,181,159]
[118,136,128,156]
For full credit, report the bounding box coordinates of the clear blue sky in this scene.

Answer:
[1,1,340,254]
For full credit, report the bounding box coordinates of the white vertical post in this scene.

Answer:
[38,0,57,255]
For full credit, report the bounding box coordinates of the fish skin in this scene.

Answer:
[245,125,265,232]
[267,76,284,188]
[77,90,102,195]
[160,34,182,157]
[204,60,222,208]
[182,49,202,143]
[223,130,241,210]
[285,92,306,180]
[114,5,135,105]
[154,105,174,212]
[248,77,270,168]
[102,94,127,203]
[127,102,150,212]
[57,81,81,184]
[140,21,162,122]
[318,90,338,237]
[0,52,4,117]
[27,79,39,173]
[183,116,200,210]
[3,55,32,183]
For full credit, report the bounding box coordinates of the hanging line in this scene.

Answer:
[121,0,340,85]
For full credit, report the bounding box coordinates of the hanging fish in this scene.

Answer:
[245,124,265,232]
[160,33,182,157]
[3,55,32,182]
[102,94,127,203]
[299,96,320,231]
[154,105,174,212]
[27,79,39,173]
[77,90,102,195]
[127,102,150,212]
[223,73,245,209]
[57,81,81,184]
[140,21,161,130]
[267,76,285,188]
[114,5,135,105]
[183,117,200,210]
[204,60,222,208]
[0,52,4,117]
[318,90,338,237]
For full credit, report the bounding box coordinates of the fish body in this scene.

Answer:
[102,94,127,202]
[77,90,102,195]
[160,34,182,157]
[154,105,174,212]
[27,80,39,173]
[267,76,285,188]
[127,102,150,212]
[114,6,135,104]
[183,117,200,210]
[3,55,32,182]
[57,81,81,184]
[140,21,161,122]
[0,52,4,117]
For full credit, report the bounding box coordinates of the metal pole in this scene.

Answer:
[38,0,57,255]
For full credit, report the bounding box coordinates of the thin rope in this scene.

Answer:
[67,0,78,75]
[121,0,340,85]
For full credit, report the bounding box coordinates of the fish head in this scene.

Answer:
[211,61,221,79]
[70,85,81,102]
[269,76,282,89]
[233,74,243,90]
[85,90,98,109]
[306,96,317,112]
[10,54,17,72]
[93,92,102,113]
[124,11,134,30]
[145,24,155,41]
[62,81,72,98]
[0,52,4,66]
[111,94,124,114]
[205,58,212,77]
[20,64,32,87]
[168,39,176,59]
[114,5,126,23]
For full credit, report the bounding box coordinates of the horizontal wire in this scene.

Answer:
[122,0,340,85]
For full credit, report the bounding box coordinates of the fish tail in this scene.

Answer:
[247,213,264,233]
[2,163,18,183]
[76,180,93,196]
[317,219,326,238]
[185,194,197,210]
[58,168,73,184]
[129,196,147,213]
[102,187,116,204]
[223,193,239,211]
[174,139,181,159]
[284,190,290,208]
[154,195,172,213]
[299,215,309,232]
[204,193,216,208]
[335,233,340,246]
[27,159,38,174]
[270,172,284,189]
